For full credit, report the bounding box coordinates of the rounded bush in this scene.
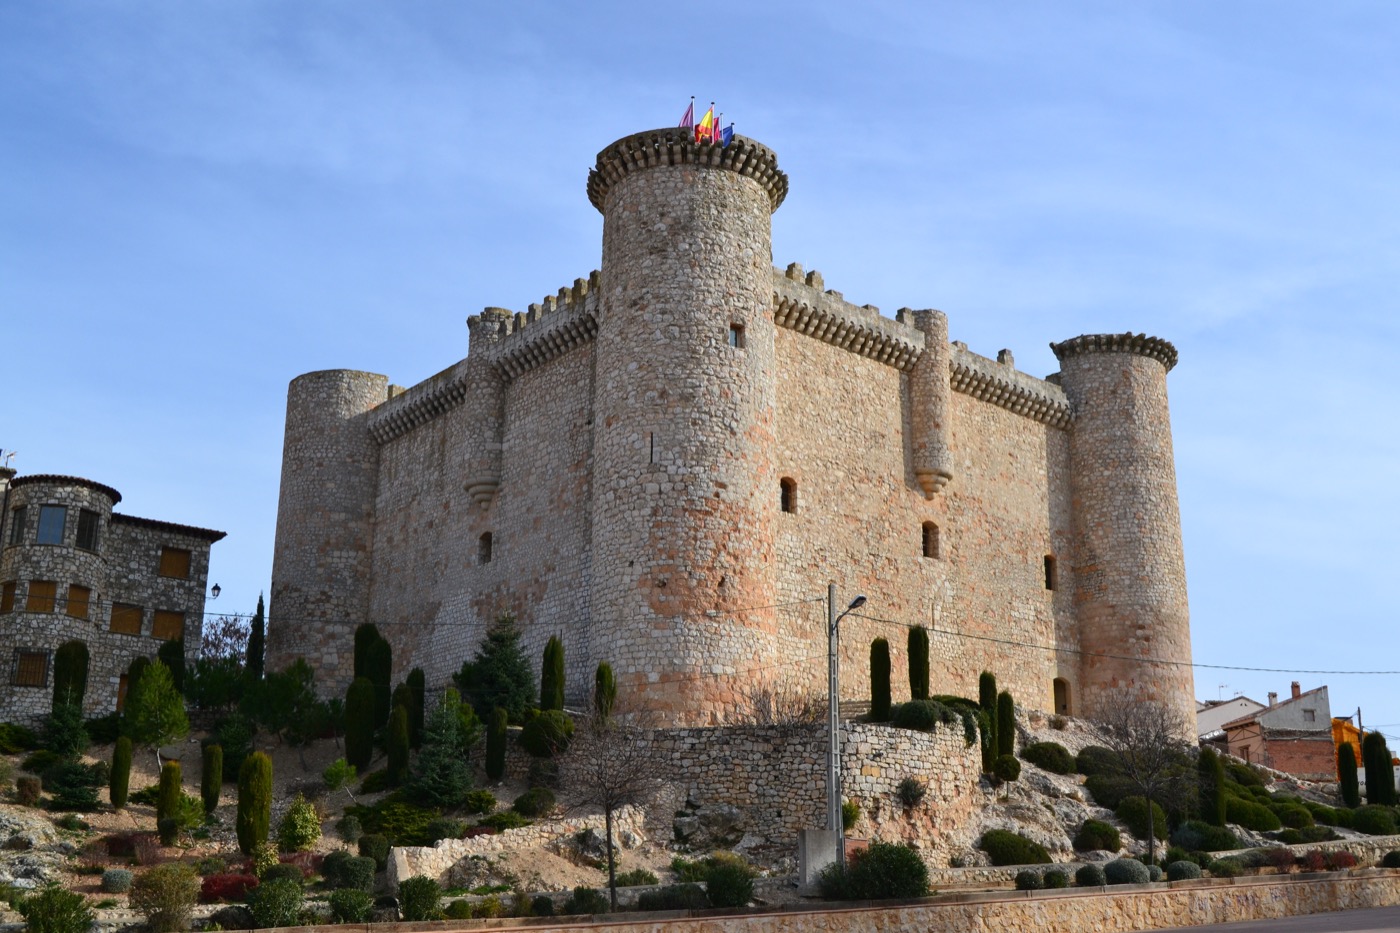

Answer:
[1273,801,1314,829]
[993,754,1021,783]
[1084,774,1136,810]
[1021,741,1075,775]
[249,878,302,929]
[1332,807,1356,829]
[513,786,556,817]
[1170,819,1239,853]
[1167,860,1202,881]
[1075,745,1118,776]
[101,869,133,893]
[531,894,555,916]
[399,875,443,921]
[260,863,303,886]
[519,710,574,757]
[1354,805,1398,836]
[1073,819,1121,853]
[276,794,321,852]
[638,883,709,911]
[337,814,363,844]
[1075,863,1106,887]
[426,817,467,843]
[1014,869,1043,890]
[705,859,755,908]
[1043,869,1069,889]
[1104,858,1151,885]
[340,857,376,893]
[562,886,609,915]
[17,885,94,933]
[1381,850,1400,869]
[891,699,953,731]
[358,834,390,871]
[1225,796,1282,832]
[835,840,929,900]
[329,888,374,923]
[1146,864,1163,882]
[1208,857,1245,878]
[1117,796,1167,841]
[978,829,1051,866]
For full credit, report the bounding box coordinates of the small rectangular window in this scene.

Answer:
[116,674,129,712]
[12,649,49,687]
[7,507,25,545]
[158,547,192,579]
[0,582,14,613]
[110,602,143,635]
[1044,555,1057,591]
[728,324,746,348]
[1303,709,1316,722]
[66,584,91,620]
[26,580,57,613]
[76,510,100,551]
[36,505,66,545]
[152,610,185,641]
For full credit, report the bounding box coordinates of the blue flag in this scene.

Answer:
[721,124,733,147]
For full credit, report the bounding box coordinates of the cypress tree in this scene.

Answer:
[387,705,410,787]
[246,594,266,681]
[202,744,223,817]
[353,623,381,681]
[977,711,994,773]
[344,677,376,772]
[157,638,185,695]
[907,626,930,701]
[52,640,89,710]
[870,638,892,722]
[594,662,616,720]
[978,671,998,756]
[406,667,426,749]
[157,760,181,843]
[486,707,508,781]
[1363,732,1396,805]
[367,636,393,727]
[1198,746,1226,826]
[392,682,413,721]
[996,690,1015,758]
[541,636,565,711]
[110,736,132,809]
[236,751,273,855]
[1339,741,1360,808]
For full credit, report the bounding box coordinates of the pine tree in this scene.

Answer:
[594,662,616,720]
[1198,746,1226,826]
[996,690,1015,758]
[236,751,273,855]
[124,660,189,767]
[52,640,89,710]
[202,744,223,817]
[870,638,891,722]
[410,689,478,807]
[541,636,565,711]
[406,668,426,749]
[110,736,133,809]
[486,707,508,781]
[456,614,536,721]
[1339,742,1361,808]
[907,627,930,701]
[157,639,186,695]
[344,678,376,772]
[246,594,266,680]
[387,705,410,787]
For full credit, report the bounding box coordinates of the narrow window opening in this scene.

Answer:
[1053,677,1072,716]
[648,432,655,464]
[8,507,26,545]
[728,324,746,348]
[921,522,940,559]
[0,582,14,614]
[780,478,797,514]
[76,509,100,551]
[36,505,66,545]
[1044,554,1057,591]
[479,532,493,565]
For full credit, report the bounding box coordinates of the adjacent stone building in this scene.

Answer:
[0,470,224,723]
[269,126,1196,727]
[1222,682,1334,780]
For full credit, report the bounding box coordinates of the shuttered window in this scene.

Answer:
[12,650,49,687]
[110,603,143,635]
[152,610,185,641]
[0,582,14,613]
[66,585,91,620]
[7,507,25,545]
[158,547,192,579]
[26,580,57,613]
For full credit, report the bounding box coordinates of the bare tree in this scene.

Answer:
[560,710,671,910]
[729,675,824,730]
[1093,695,1196,864]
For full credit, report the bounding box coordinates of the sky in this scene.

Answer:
[3,2,1399,741]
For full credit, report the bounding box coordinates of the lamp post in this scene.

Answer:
[827,584,867,864]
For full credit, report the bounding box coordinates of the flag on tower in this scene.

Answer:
[721,123,733,147]
[696,104,715,143]
[679,98,694,130]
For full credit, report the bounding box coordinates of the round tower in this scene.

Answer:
[1050,334,1194,726]
[586,127,788,723]
[268,369,387,692]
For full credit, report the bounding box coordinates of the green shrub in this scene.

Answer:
[1339,742,1361,808]
[1014,868,1043,890]
[1075,863,1106,886]
[130,863,200,933]
[1332,807,1355,829]
[819,840,929,900]
[1207,857,1245,878]
[1074,819,1121,852]
[995,690,1015,757]
[47,761,103,811]
[1226,796,1282,832]
[457,615,536,722]
[1117,796,1168,841]
[1043,869,1069,889]
[1355,805,1398,835]
[1272,801,1314,829]
[977,711,994,773]
[907,626,930,700]
[1147,864,1163,882]
[399,876,443,921]
[637,884,708,911]
[213,714,255,781]
[0,722,40,754]
[340,857,376,892]
[250,841,278,878]
[16,774,40,806]
[101,869,133,893]
[614,868,659,887]
[22,749,63,780]
[1276,829,1302,845]
[705,859,755,908]
[200,744,222,817]
[1170,820,1239,853]
[513,786,556,817]
[563,886,609,915]
[345,798,439,846]
[978,829,1050,866]
[443,898,474,920]
[43,694,88,760]
[891,699,958,731]
[156,761,182,826]
[1166,859,1202,881]
[1198,747,1226,827]
[842,800,860,831]
[277,794,321,852]
[323,758,356,795]
[336,814,362,844]
[51,641,90,712]
[358,769,390,795]
[260,864,303,886]
[1075,745,1118,776]
[520,709,574,757]
[387,705,410,787]
[1084,773,1135,809]
[344,678,376,772]
[540,636,565,711]
[236,751,273,855]
[1297,825,1339,843]
[426,817,467,843]
[1381,851,1400,869]
[486,707,508,780]
[895,776,927,809]
[993,754,1021,783]
[329,888,374,923]
[594,661,617,719]
[1225,761,1263,787]
[17,885,94,933]
[1021,741,1075,774]
[459,788,494,815]
[249,878,303,928]
[321,850,353,887]
[107,736,132,810]
[1104,858,1150,885]
[358,834,390,871]
[868,638,892,722]
[479,809,531,831]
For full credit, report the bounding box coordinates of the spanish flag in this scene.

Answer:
[695,105,715,143]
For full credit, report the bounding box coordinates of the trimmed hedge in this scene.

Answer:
[1225,796,1282,832]
[1117,796,1167,842]
[1075,745,1117,776]
[1354,805,1397,836]
[1075,863,1106,887]
[1084,774,1136,810]
[1104,858,1150,885]
[1166,860,1202,881]
[1170,820,1239,853]
[1073,819,1121,853]
[1021,741,1075,774]
[978,829,1050,866]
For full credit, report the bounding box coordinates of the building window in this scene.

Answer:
[66,585,91,620]
[110,603,143,635]
[1044,555,1057,591]
[36,505,66,545]
[0,582,14,614]
[780,478,797,514]
[728,324,746,348]
[76,509,100,551]
[12,649,49,687]
[1303,709,1316,722]
[116,674,129,712]
[8,506,25,545]
[922,522,940,559]
[478,532,493,565]
[26,580,57,613]
[1053,677,1072,716]
[152,610,185,641]
[158,547,192,579]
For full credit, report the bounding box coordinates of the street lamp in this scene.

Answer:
[827,584,867,864]
[209,584,221,600]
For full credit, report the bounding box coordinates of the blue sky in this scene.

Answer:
[4,3,1399,740]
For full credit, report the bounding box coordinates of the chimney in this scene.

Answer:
[1268,692,1278,707]
[1291,681,1301,699]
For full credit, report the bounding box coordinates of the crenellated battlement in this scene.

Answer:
[771,263,923,371]
[949,343,1072,428]
[588,128,788,213]
[486,272,601,380]
[367,359,472,445]
[1050,332,1178,372]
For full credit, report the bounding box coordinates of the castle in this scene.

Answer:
[268,127,1194,727]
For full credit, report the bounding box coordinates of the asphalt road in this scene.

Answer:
[1139,906,1400,932]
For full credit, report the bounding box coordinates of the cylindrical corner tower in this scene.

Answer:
[462,309,511,509]
[1051,334,1194,726]
[268,369,387,692]
[905,309,954,496]
[586,128,788,724]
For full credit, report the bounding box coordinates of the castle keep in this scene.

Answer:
[269,127,1194,726]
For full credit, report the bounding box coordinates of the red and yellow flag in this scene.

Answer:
[695,105,715,143]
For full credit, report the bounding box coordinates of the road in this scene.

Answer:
[1139,906,1400,932]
